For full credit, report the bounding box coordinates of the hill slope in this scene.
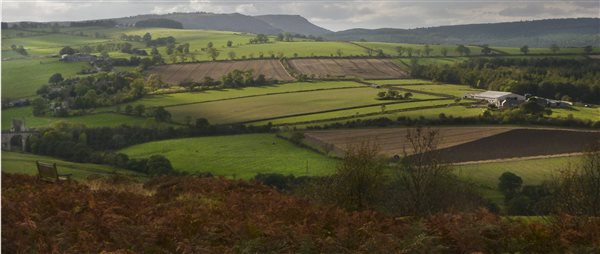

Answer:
[254,14,331,35]
[115,12,330,35]
[324,18,600,47]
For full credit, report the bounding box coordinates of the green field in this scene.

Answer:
[251,99,457,126]
[456,155,581,189]
[167,87,440,124]
[1,152,141,180]
[2,107,171,130]
[356,42,482,57]
[399,84,485,97]
[294,105,485,128]
[365,79,433,85]
[2,33,111,57]
[2,58,88,99]
[120,134,339,179]
[552,106,600,122]
[126,81,365,108]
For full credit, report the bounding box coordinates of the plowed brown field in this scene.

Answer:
[305,127,600,162]
[288,58,407,79]
[148,60,295,85]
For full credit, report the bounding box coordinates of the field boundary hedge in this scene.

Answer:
[243,98,462,126]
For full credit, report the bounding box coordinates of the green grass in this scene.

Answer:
[167,87,440,124]
[400,84,485,97]
[1,152,141,180]
[365,79,433,85]
[493,46,600,55]
[2,58,88,99]
[120,134,339,179]
[355,42,482,57]
[455,155,581,189]
[551,106,600,122]
[126,81,365,108]
[2,33,110,57]
[295,105,484,128]
[251,99,457,126]
[2,107,170,131]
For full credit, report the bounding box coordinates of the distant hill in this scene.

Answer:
[324,18,600,47]
[254,15,331,36]
[114,12,329,36]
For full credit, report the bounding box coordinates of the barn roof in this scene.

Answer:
[473,91,515,99]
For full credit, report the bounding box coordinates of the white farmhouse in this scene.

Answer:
[466,91,525,108]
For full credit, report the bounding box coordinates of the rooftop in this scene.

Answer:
[472,91,515,99]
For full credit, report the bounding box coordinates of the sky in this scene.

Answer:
[2,0,599,31]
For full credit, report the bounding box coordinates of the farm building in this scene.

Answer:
[61,53,97,62]
[533,97,573,108]
[466,91,525,108]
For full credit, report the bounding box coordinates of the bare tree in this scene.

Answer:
[552,143,600,216]
[329,142,386,211]
[392,127,478,216]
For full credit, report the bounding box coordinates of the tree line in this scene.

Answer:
[411,57,600,104]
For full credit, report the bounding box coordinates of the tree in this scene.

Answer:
[328,142,386,211]
[166,44,175,55]
[48,73,64,84]
[146,155,173,176]
[207,47,219,61]
[583,45,593,54]
[31,98,47,116]
[520,45,529,55]
[394,127,459,215]
[423,44,433,56]
[336,49,343,57]
[226,40,233,47]
[404,92,413,99]
[498,172,523,200]
[207,41,213,48]
[480,45,492,55]
[550,44,560,54]
[124,105,133,115]
[195,118,210,129]
[455,45,467,56]
[134,104,145,116]
[228,51,236,60]
[59,46,77,55]
[142,32,152,42]
[396,46,404,57]
[440,48,448,57]
[152,107,171,122]
[276,33,284,41]
[179,78,195,91]
[552,143,600,216]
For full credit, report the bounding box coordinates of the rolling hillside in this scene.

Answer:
[324,18,600,47]
[113,12,330,35]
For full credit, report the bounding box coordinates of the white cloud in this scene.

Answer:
[1,0,597,30]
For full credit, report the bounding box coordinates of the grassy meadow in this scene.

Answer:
[166,86,440,124]
[120,133,339,179]
[125,81,365,108]
[1,106,171,130]
[2,58,89,99]
[1,151,141,180]
[456,155,582,191]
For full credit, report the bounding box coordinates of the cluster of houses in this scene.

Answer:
[465,91,573,109]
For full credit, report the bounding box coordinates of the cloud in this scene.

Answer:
[1,0,597,30]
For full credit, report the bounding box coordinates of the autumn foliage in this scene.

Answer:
[2,173,599,253]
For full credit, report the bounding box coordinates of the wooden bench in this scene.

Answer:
[36,161,72,182]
